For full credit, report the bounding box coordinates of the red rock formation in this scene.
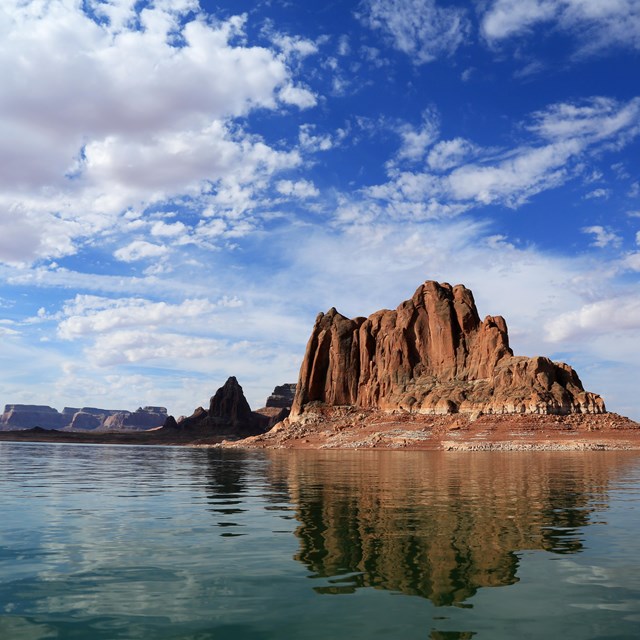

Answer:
[290,281,605,418]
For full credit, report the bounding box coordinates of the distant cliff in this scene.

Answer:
[0,404,168,431]
[291,280,605,419]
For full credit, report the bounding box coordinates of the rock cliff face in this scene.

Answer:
[290,280,605,419]
[0,404,167,431]
[0,405,68,430]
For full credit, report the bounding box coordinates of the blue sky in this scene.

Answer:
[1,0,639,419]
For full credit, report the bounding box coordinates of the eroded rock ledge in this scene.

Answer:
[290,280,605,420]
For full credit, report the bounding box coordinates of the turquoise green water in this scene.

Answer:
[1,444,640,639]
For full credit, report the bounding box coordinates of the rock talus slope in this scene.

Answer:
[290,281,605,419]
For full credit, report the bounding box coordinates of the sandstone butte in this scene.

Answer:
[241,280,640,451]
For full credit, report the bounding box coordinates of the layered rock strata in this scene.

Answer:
[265,384,297,409]
[290,280,605,419]
[0,405,68,430]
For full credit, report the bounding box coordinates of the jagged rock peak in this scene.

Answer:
[290,280,605,418]
[173,376,271,436]
[209,376,254,426]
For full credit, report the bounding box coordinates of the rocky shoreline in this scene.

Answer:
[223,409,640,451]
[2,410,639,451]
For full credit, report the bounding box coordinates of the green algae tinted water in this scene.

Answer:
[2,444,640,639]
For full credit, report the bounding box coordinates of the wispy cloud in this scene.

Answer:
[481,0,640,56]
[357,96,640,218]
[582,225,622,248]
[357,0,470,63]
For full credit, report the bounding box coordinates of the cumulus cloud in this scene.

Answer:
[276,179,320,199]
[85,330,226,367]
[278,83,317,108]
[57,295,215,339]
[546,297,640,342]
[0,1,310,266]
[481,0,640,56]
[270,33,320,58]
[150,220,188,238]
[114,240,168,262]
[358,0,471,64]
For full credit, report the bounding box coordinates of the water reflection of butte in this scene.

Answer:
[267,451,624,606]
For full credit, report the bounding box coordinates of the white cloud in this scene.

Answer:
[584,188,610,199]
[114,240,168,262]
[427,138,478,171]
[57,295,214,340]
[527,97,640,142]
[278,83,317,109]
[86,330,226,367]
[270,33,319,58]
[481,0,640,56]
[396,109,440,161]
[276,179,320,199]
[446,140,579,206]
[546,297,640,342]
[358,0,471,64]
[362,97,640,214]
[0,204,79,265]
[481,0,558,41]
[582,225,622,248]
[622,252,640,271]
[0,2,308,266]
[298,125,336,151]
[150,220,188,238]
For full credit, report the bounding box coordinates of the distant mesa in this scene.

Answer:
[165,377,297,438]
[290,280,605,420]
[0,404,168,432]
[265,384,297,409]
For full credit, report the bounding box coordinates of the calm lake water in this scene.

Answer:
[1,444,640,639]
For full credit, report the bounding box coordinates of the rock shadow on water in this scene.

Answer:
[264,450,627,608]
